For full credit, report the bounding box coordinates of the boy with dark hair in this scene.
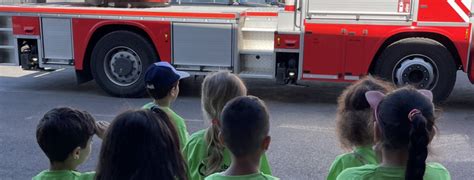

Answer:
[205,96,278,180]
[142,62,190,149]
[33,107,101,180]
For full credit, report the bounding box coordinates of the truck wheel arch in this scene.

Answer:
[77,23,161,83]
[369,32,462,74]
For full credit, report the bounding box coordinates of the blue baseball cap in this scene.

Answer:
[144,62,190,90]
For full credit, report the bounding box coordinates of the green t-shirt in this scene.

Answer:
[327,146,378,180]
[183,129,272,180]
[205,172,279,180]
[143,102,190,149]
[32,170,95,180]
[336,163,451,180]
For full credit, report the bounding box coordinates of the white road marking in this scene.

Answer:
[278,124,335,133]
[33,68,65,78]
[33,72,51,78]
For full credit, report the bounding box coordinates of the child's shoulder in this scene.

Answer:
[141,102,155,109]
[32,170,95,180]
[187,129,207,144]
[204,172,279,180]
[336,164,378,180]
[425,162,451,180]
[183,129,207,153]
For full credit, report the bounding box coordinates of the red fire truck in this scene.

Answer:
[0,0,473,101]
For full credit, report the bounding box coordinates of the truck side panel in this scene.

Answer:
[12,16,40,36]
[302,23,470,81]
[418,0,470,23]
[72,19,171,70]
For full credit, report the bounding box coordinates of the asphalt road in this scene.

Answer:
[0,65,473,180]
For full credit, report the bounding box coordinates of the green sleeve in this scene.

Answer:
[327,156,344,180]
[176,122,189,149]
[79,172,96,180]
[183,130,207,180]
[260,153,272,175]
[425,163,451,180]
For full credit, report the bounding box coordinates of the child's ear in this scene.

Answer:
[170,85,179,96]
[262,136,271,151]
[72,146,82,160]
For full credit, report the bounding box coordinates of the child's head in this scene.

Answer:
[36,107,96,168]
[201,71,247,122]
[366,87,436,180]
[96,109,187,180]
[220,96,271,159]
[200,71,247,175]
[336,76,394,149]
[145,62,190,101]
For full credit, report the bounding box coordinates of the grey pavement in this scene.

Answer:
[0,65,473,179]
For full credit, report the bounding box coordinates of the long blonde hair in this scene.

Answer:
[201,71,247,175]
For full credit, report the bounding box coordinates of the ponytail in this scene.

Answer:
[405,113,430,180]
[200,71,247,176]
[204,124,225,176]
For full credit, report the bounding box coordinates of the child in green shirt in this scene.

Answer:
[33,107,103,180]
[143,61,190,149]
[205,96,278,180]
[183,72,272,180]
[337,88,451,180]
[327,76,394,180]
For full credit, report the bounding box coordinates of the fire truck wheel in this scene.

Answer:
[374,37,457,102]
[91,31,157,97]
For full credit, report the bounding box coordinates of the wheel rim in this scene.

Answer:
[103,46,142,87]
[393,54,438,90]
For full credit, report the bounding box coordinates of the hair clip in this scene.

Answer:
[211,119,219,126]
[408,109,422,122]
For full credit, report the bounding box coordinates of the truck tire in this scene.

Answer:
[91,31,157,97]
[373,38,457,102]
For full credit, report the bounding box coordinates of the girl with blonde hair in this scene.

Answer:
[183,71,272,180]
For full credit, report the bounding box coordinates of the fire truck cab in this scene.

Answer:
[0,0,473,102]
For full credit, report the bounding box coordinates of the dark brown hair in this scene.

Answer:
[336,76,394,150]
[376,87,436,180]
[95,109,187,180]
[220,96,270,157]
[147,81,179,100]
[36,107,96,162]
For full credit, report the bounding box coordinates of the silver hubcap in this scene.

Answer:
[394,55,438,89]
[104,46,142,87]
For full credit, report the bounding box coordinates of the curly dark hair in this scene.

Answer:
[336,76,394,150]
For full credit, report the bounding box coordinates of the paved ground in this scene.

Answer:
[0,65,473,180]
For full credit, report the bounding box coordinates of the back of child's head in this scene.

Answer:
[95,109,187,180]
[146,81,178,100]
[201,71,247,175]
[221,96,270,158]
[336,76,394,149]
[201,71,247,121]
[36,107,96,163]
[367,87,436,180]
